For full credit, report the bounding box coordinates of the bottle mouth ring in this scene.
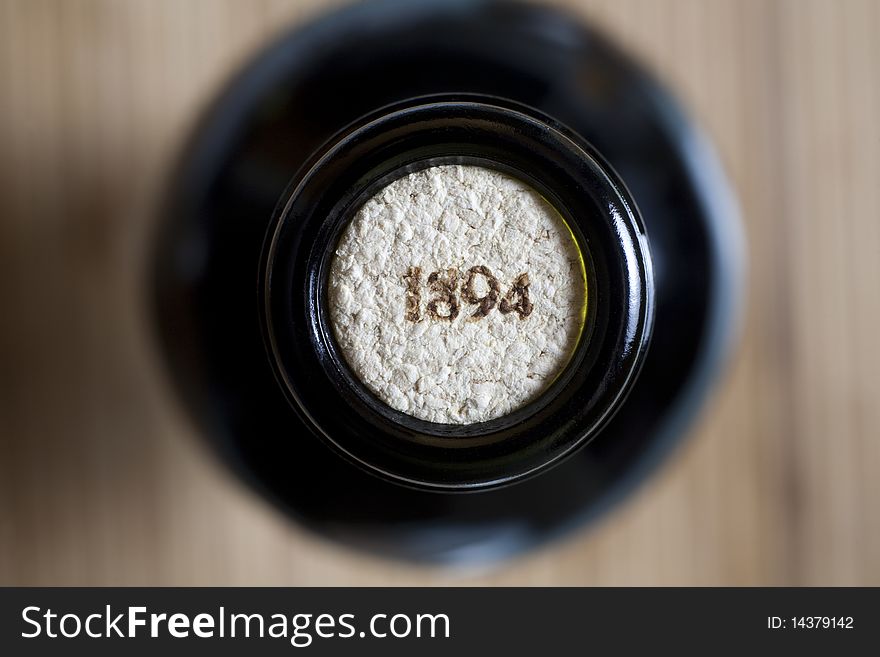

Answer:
[261,95,654,490]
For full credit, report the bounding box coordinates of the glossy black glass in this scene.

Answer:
[153,0,741,564]
[261,97,653,490]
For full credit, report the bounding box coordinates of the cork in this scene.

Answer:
[328,165,586,425]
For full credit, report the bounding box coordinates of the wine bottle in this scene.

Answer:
[153,0,742,564]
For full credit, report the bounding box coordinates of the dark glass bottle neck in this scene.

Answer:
[260,96,654,490]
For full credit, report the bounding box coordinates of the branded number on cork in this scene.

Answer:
[403,266,533,322]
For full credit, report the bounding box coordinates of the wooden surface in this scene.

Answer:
[1,0,878,585]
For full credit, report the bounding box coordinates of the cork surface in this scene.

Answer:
[328,165,586,424]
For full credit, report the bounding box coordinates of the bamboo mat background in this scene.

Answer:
[1,0,878,585]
